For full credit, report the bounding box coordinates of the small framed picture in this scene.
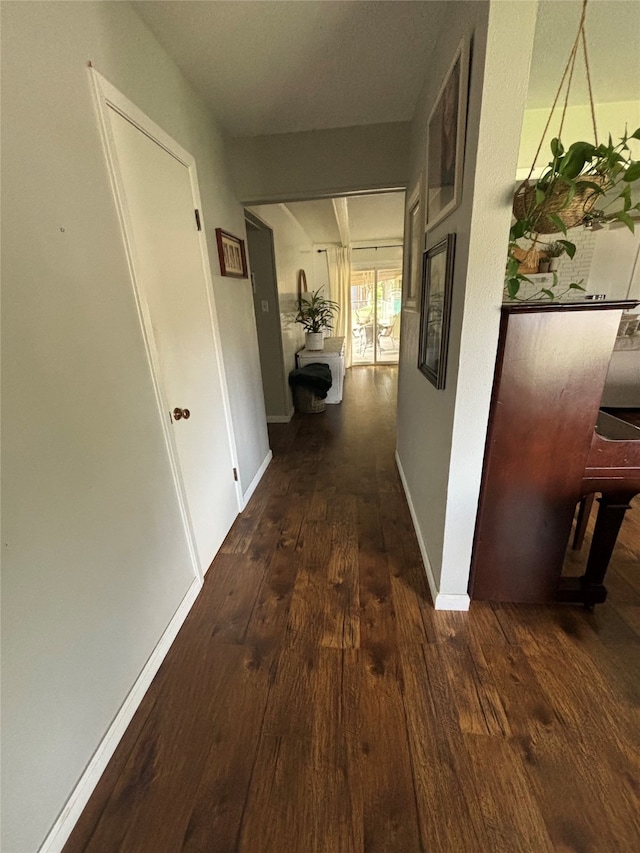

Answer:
[403,173,424,312]
[418,234,456,389]
[215,228,248,278]
[425,40,469,231]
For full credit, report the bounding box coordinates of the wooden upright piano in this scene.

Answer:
[470,301,640,608]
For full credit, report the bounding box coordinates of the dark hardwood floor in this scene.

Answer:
[64,366,640,853]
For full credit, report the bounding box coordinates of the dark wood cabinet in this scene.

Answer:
[469,301,639,603]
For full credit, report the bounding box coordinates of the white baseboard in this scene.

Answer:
[266,407,294,424]
[394,450,470,612]
[240,449,272,510]
[433,592,471,611]
[39,578,202,853]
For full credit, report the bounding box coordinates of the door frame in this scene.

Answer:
[89,67,243,581]
[351,264,402,365]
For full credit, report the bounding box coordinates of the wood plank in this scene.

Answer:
[344,648,423,853]
[461,735,556,853]
[400,643,490,852]
[427,642,509,737]
[179,644,275,853]
[515,728,639,853]
[237,734,360,853]
[239,649,360,853]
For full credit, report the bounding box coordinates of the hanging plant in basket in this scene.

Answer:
[507,132,640,300]
[506,0,640,301]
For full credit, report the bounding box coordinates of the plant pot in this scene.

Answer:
[538,259,551,273]
[305,332,324,351]
[513,177,605,234]
[511,245,540,275]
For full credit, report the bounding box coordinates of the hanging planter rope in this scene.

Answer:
[506,0,640,301]
[513,0,603,236]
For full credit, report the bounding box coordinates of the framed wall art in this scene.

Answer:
[418,233,456,389]
[425,40,469,231]
[215,228,248,278]
[403,173,424,312]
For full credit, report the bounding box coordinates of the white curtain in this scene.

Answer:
[327,246,353,368]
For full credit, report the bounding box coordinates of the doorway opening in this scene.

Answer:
[244,191,405,421]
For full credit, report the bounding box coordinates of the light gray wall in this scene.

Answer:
[246,221,289,417]
[396,1,538,601]
[248,205,315,413]
[231,122,411,204]
[1,2,268,850]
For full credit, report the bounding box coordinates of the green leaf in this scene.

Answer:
[630,128,640,140]
[548,213,567,235]
[614,210,635,232]
[576,179,605,194]
[535,186,546,205]
[608,151,624,168]
[506,256,519,277]
[510,220,528,240]
[558,177,577,208]
[623,161,640,182]
[558,239,576,259]
[541,289,555,300]
[559,142,595,179]
[569,282,586,291]
[550,137,564,157]
[507,278,521,299]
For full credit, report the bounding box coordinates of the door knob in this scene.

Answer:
[173,407,191,421]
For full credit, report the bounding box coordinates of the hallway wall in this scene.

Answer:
[1,2,268,850]
[231,122,411,204]
[248,205,314,418]
[396,0,538,606]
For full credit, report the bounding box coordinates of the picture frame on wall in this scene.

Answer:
[215,228,248,278]
[403,173,424,312]
[418,234,456,389]
[425,40,469,231]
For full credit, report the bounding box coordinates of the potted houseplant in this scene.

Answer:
[295,287,339,351]
[506,129,640,301]
[545,241,566,272]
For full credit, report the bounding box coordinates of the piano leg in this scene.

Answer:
[573,493,596,550]
[580,492,635,610]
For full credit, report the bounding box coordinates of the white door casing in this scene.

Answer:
[90,69,242,578]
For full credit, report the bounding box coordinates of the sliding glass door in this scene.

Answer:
[351,268,402,364]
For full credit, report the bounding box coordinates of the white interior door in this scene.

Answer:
[103,97,239,574]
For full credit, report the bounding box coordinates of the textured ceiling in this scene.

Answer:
[280,192,405,245]
[348,192,405,243]
[134,0,640,138]
[284,199,341,244]
[133,0,446,137]
[526,0,640,109]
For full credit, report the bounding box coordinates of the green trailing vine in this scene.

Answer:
[507,128,640,301]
